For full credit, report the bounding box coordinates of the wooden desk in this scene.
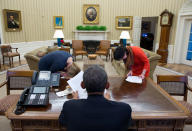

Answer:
[6,77,189,131]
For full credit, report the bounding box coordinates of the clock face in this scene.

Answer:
[162,14,169,25]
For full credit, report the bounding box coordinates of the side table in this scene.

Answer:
[59,46,70,53]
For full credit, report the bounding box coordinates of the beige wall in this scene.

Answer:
[0,0,186,44]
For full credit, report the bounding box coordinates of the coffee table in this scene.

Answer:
[83,56,105,71]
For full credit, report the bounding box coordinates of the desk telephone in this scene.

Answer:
[15,86,50,115]
[32,71,60,87]
[15,71,60,115]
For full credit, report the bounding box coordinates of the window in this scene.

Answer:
[186,24,192,60]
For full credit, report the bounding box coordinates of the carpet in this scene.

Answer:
[0,58,119,131]
[0,58,118,99]
[0,60,192,131]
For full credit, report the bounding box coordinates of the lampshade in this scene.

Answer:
[53,30,64,38]
[120,31,130,39]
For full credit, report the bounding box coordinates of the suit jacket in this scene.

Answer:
[8,20,19,28]
[59,94,132,131]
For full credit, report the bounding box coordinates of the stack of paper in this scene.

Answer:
[56,88,73,97]
[67,71,87,99]
[126,76,142,84]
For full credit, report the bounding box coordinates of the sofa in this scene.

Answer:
[111,47,161,79]
[24,46,60,71]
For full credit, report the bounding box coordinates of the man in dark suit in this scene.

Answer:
[59,65,132,131]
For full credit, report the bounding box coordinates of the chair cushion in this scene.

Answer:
[95,50,107,55]
[179,101,192,124]
[74,50,87,55]
[0,94,20,115]
[36,51,47,58]
[47,46,58,53]
[3,52,20,57]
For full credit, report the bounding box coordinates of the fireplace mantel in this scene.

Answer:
[73,30,109,40]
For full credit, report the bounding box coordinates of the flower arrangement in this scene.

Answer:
[76,25,107,31]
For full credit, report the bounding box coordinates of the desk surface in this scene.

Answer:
[6,77,189,120]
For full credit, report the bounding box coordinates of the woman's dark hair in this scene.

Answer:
[114,46,127,60]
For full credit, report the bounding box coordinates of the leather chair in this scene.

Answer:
[95,40,110,61]
[0,45,21,67]
[0,70,34,115]
[72,40,87,61]
[157,75,192,124]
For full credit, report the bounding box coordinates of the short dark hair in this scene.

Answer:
[114,46,126,60]
[83,65,107,93]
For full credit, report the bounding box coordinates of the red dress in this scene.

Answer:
[127,46,150,77]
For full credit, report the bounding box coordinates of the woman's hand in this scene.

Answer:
[72,91,79,99]
[127,70,132,77]
[139,69,146,79]
[139,74,145,79]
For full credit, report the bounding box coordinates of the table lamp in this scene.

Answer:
[120,31,131,47]
[53,30,64,47]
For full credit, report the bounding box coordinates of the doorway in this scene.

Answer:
[0,14,3,44]
[140,17,158,51]
[181,21,192,66]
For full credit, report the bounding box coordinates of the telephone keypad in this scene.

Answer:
[25,93,48,106]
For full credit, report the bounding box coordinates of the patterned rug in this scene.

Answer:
[0,59,118,99]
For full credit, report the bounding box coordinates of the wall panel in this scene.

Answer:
[0,0,187,44]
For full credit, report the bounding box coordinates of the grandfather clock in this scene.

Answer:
[157,9,173,63]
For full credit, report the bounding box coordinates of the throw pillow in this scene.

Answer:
[36,51,46,58]
[144,52,150,58]
[47,46,58,53]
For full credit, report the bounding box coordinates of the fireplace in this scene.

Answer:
[83,40,100,54]
[73,30,109,54]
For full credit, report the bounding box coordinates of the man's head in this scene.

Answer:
[9,15,14,21]
[81,65,109,93]
[114,46,127,60]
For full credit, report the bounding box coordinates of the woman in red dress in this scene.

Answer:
[114,46,150,79]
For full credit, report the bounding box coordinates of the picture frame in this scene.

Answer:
[54,16,64,29]
[83,4,99,24]
[116,16,133,30]
[3,9,22,32]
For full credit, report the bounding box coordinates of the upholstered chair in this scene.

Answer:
[0,45,20,67]
[0,70,34,115]
[95,40,110,61]
[72,40,87,61]
[157,75,192,124]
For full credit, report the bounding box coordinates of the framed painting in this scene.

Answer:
[54,16,64,29]
[3,9,22,32]
[83,4,99,24]
[116,16,133,30]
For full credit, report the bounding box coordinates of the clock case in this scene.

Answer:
[160,9,173,26]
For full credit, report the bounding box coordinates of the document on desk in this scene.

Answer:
[126,76,142,84]
[56,88,73,97]
[67,71,87,99]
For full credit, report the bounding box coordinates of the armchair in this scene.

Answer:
[72,40,87,61]
[95,40,110,61]
[157,75,192,124]
[0,45,20,67]
[0,70,34,115]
